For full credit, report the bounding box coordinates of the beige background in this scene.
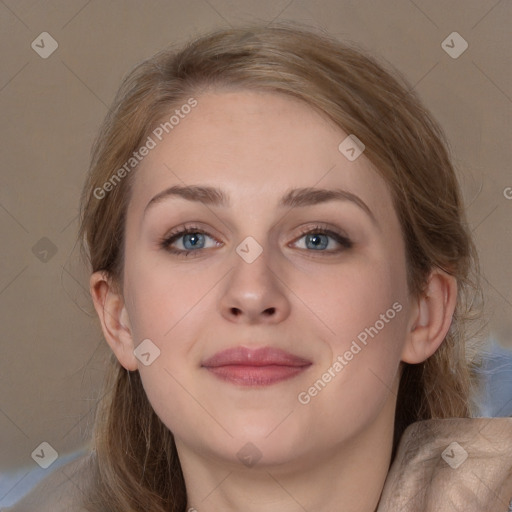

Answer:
[1,0,511,488]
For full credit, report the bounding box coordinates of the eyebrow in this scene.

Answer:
[143,184,378,225]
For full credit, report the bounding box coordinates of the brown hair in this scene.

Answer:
[78,21,483,512]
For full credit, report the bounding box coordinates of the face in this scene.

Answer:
[118,89,414,468]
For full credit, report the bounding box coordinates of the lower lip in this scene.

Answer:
[204,365,309,386]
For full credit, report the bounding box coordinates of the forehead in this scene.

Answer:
[130,89,392,216]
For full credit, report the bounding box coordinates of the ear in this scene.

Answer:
[89,271,138,371]
[401,268,457,364]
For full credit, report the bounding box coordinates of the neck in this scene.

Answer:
[177,396,396,512]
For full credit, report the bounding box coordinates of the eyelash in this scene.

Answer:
[159,224,353,258]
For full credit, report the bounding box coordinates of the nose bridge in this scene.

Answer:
[230,238,277,300]
[218,238,290,323]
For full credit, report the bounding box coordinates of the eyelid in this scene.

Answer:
[290,224,353,251]
[160,224,221,250]
[159,222,353,257]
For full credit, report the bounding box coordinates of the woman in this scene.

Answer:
[8,22,512,512]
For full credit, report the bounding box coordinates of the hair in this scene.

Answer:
[78,21,484,512]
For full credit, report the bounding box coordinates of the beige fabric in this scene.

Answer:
[4,418,512,511]
[378,417,512,512]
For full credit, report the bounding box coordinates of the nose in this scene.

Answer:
[218,247,291,325]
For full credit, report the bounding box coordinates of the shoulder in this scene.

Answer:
[3,451,95,512]
[378,417,512,512]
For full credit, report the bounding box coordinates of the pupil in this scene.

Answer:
[308,234,327,250]
[185,233,203,249]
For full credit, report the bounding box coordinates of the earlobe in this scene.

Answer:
[89,271,138,371]
[401,269,457,364]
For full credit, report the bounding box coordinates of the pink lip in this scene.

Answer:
[202,346,312,386]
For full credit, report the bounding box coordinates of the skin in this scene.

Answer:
[91,89,457,512]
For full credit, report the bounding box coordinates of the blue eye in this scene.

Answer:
[160,227,218,256]
[294,229,352,251]
[160,224,352,257]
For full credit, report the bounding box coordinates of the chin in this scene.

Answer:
[229,422,308,461]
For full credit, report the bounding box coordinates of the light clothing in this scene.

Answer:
[4,417,512,512]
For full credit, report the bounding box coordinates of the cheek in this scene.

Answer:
[290,251,408,356]
[123,261,211,435]
[295,294,406,440]
[298,253,408,422]
[291,249,409,406]
[123,250,212,342]
[123,250,216,393]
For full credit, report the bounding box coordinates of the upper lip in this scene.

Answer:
[202,346,312,368]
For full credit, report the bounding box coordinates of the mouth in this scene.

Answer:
[201,346,312,387]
